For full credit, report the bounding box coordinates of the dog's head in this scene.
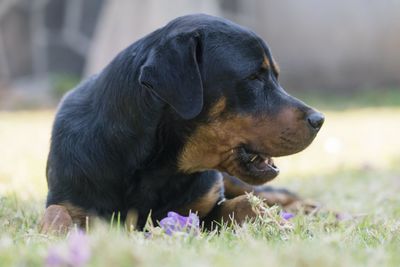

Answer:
[139,14,324,185]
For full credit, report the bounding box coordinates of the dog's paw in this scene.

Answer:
[39,205,73,235]
[254,186,300,207]
[284,199,322,215]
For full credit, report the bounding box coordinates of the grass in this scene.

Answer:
[1,91,400,266]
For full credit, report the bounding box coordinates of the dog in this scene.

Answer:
[40,14,324,233]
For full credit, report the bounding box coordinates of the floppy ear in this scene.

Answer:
[139,34,203,120]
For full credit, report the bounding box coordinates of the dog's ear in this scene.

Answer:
[139,33,203,120]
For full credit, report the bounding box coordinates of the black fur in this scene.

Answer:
[46,14,317,229]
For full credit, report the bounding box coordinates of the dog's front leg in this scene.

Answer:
[39,205,73,234]
[39,203,88,234]
[203,195,257,228]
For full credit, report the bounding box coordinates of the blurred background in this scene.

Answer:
[1,0,400,108]
[0,0,399,211]
[1,2,400,265]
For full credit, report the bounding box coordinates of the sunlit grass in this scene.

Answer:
[0,102,400,266]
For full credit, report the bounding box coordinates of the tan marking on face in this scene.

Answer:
[261,55,270,70]
[178,114,253,173]
[178,176,223,218]
[178,102,315,184]
[179,114,273,173]
[208,97,227,118]
[271,56,280,76]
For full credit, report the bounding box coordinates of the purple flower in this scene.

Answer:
[159,211,200,235]
[45,230,91,267]
[281,211,295,220]
[67,231,91,266]
[46,247,65,267]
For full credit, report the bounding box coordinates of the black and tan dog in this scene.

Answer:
[41,14,324,233]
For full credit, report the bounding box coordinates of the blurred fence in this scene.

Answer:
[0,0,399,107]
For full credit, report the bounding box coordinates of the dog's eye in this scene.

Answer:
[248,74,262,81]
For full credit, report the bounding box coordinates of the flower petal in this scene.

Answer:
[45,247,66,267]
[281,211,295,220]
[159,217,179,235]
[159,212,200,235]
[67,231,91,266]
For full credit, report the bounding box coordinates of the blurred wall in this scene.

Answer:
[0,0,399,104]
[85,0,221,76]
[85,0,400,92]
[0,0,103,82]
[232,0,400,92]
[0,0,105,108]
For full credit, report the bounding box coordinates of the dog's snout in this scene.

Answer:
[307,112,325,131]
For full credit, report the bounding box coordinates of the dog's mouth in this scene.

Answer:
[243,147,279,173]
[233,146,280,185]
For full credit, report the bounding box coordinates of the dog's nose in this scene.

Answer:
[307,112,325,131]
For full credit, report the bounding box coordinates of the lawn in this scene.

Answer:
[0,91,400,267]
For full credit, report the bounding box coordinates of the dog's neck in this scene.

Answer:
[88,55,189,175]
